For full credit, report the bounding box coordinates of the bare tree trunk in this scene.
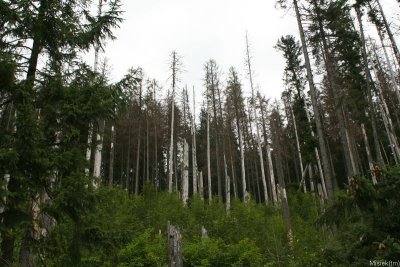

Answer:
[199,171,204,200]
[92,0,105,184]
[370,49,400,163]
[374,0,400,68]
[126,125,131,191]
[258,93,276,203]
[182,140,189,206]
[238,121,247,201]
[135,80,143,195]
[167,222,183,267]
[228,138,238,199]
[290,104,305,192]
[225,156,231,213]
[293,0,334,201]
[361,124,377,184]
[355,6,384,178]
[85,127,93,176]
[245,35,269,204]
[192,87,198,195]
[93,120,104,187]
[306,110,328,198]
[168,52,178,193]
[153,81,159,188]
[207,108,212,204]
[208,63,222,199]
[312,0,357,178]
[108,125,115,185]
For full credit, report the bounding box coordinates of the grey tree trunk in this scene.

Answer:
[92,0,105,184]
[93,120,105,187]
[311,0,357,178]
[168,52,178,193]
[370,49,400,163]
[238,121,247,201]
[167,222,183,267]
[207,107,212,204]
[85,126,93,176]
[135,79,143,195]
[108,125,115,185]
[153,81,159,188]
[305,110,328,198]
[182,139,189,206]
[208,62,222,198]
[199,171,204,200]
[192,87,198,195]
[293,0,334,201]
[375,0,400,68]
[361,124,377,184]
[245,34,269,204]
[258,93,276,203]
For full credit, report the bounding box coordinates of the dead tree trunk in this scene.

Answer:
[168,52,178,193]
[208,62,222,199]
[182,139,189,206]
[108,125,115,185]
[245,35,269,204]
[92,0,105,184]
[167,222,183,267]
[293,0,334,201]
[135,78,143,195]
[192,87,198,195]
[207,105,212,204]
[258,93,277,203]
[375,0,400,68]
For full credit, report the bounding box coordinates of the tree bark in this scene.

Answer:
[167,222,183,267]
[192,87,198,195]
[135,80,142,195]
[207,106,212,204]
[245,35,269,204]
[108,125,115,185]
[168,52,177,193]
[293,0,334,201]
[182,139,189,206]
[258,93,276,203]
[92,0,105,184]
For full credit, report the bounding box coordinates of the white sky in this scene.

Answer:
[89,0,298,103]
[87,0,399,106]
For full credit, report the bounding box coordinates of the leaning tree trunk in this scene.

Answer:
[293,0,334,201]
[374,0,400,68]
[258,93,277,203]
[245,34,269,204]
[311,0,358,177]
[355,6,385,175]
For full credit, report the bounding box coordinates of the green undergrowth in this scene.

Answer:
[28,165,400,266]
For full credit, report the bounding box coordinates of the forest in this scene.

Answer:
[1,0,400,266]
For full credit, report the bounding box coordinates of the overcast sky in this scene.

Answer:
[87,0,298,103]
[88,0,399,105]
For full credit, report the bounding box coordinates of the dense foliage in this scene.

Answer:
[2,165,391,266]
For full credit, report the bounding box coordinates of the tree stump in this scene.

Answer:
[167,222,183,267]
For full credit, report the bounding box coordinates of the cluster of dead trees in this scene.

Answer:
[86,0,400,223]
